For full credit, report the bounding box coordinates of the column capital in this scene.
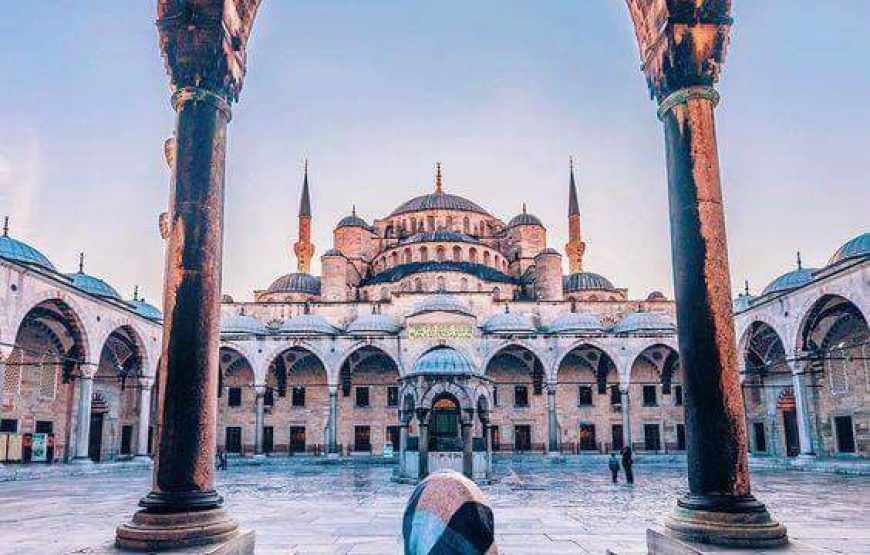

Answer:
[656,86,720,120]
[138,376,155,389]
[253,384,267,397]
[172,87,233,121]
[79,365,98,380]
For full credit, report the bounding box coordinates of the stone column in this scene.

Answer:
[116,4,262,549]
[546,383,559,455]
[461,411,473,479]
[254,385,266,458]
[72,367,97,463]
[328,386,338,457]
[135,378,154,460]
[621,389,631,451]
[398,413,409,478]
[482,419,493,480]
[417,408,429,480]
[792,371,814,456]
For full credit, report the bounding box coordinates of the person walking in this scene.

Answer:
[621,446,634,484]
[608,453,620,483]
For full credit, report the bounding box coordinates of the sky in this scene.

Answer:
[0,1,867,306]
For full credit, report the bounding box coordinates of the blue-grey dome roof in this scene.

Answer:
[267,273,321,295]
[391,192,490,217]
[733,293,754,313]
[221,313,268,335]
[547,312,604,335]
[346,313,401,336]
[128,298,162,321]
[612,311,675,335]
[279,314,338,336]
[563,272,615,292]
[482,310,536,334]
[409,347,476,376]
[828,232,869,266]
[68,272,121,300]
[409,294,475,317]
[336,213,370,230]
[322,248,343,257]
[403,231,480,245]
[646,291,667,301]
[0,234,56,270]
[536,248,561,257]
[507,211,543,228]
[362,261,518,286]
[761,268,816,296]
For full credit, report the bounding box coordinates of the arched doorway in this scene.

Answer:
[484,344,546,453]
[267,346,328,456]
[429,394,461,452]
[741,321,791,457]
[629,344,682,453]
[338,345,400,455]
[555,344,618,454]
[777,389,799,458]
[218,347,255,455]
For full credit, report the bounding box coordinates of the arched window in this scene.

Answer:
[427,216,435,231]
[404,248,412,264]
[420,246,429,263]
[414,278,423,292]
[385,225,394,238]
[483,251,491,266]
[463,217,470,234]
[411,219,417,233]
[460,278,469,292]
[452,245,462,262]
[436,246,446,262]
[391,252,399,267]
[437,276,446,292]
[492,287,501,301]
[469,248,478,263]
[446,216,454,230]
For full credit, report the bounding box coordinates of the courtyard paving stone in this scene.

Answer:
[0,459,866,554]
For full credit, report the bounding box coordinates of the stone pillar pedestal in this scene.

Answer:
[72,368,96,464]
[134,378,154,461]
[620,390,631,451]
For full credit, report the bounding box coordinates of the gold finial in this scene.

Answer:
[796,251,802,270]
[133,285,139,301]
[744,280,749,296]
[352,204,357,217]
[435,162,443,195]
[78,252,85,274]
[2,216,8,237]
[522,202,527,214]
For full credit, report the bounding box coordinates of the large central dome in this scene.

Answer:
[390,191,490,217]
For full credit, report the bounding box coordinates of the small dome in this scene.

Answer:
[646,291,667,301]
[128,298,162,321]
[828,232,869,266]
[612,311,675,335]
[404,231,480,245]
[221,294,234,303]
[409,294,475,317]
[536,248,561,257]
[391,193,490,217]
[564,272,615,292]
[336,212,370,230]
[267,273,321,295]
[409,347,476,376]
[346,313,401,336]
[221,313,268,335]
[322,248,343,257]
[507,208,543,228]
[547,312,604,335]
[279,314,338,336]
[482,309,536,334]
[0,233,56,271]
[761,268,816,296]
[68,272,121,300]
[733,293,754,313]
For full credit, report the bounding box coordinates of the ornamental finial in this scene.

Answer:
[2,216,8,237]
[435,162,443,195]
[744,280,749,296]
[78,252,85,274]
[796,251,802,270]
[522,202,527,214]
[352,204,357,217]
[133,285,139,301]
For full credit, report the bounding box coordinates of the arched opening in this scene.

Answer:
[218,347,256,455]
[740,321,791,456]
[338,345,400,455]
[266,346,328,456]
[3,299,89,463]
[484,344,545,453]
[777,388,800,458]
[452,245,462,262]
[555,344,619,453]
[436,245,446,262]
[629,344,682,453]
[429,394,461,451]
[420,246,428,263]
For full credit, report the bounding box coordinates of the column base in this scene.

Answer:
[116,507,247,552]
[70,457,94,465]
[132,455,153,463]
[664,495,787,549]
[327,452,339,460]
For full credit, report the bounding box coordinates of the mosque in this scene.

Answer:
[0,160,866,480]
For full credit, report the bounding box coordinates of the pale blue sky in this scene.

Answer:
[0,1,867,305]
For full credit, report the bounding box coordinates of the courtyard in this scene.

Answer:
[0,460,866,554]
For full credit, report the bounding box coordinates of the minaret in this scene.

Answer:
[293,159,315,273]
[565,156,586,273]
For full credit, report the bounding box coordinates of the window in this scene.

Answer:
[228,387,242,407]
[673,385,683,406]
[35,421,53,434]
[514,385,529,408]
[752,422,766,452]
[427,216,435,231]
[834,416,856,453]
[460,278,469,292]
[225,427,242,453]
[437,276,446,292]
[643,424,661,451]
[387,386,399,407]
[436,246,446,262]
[291,386,305,407]
[121,425,133,455]
[483,251,491,266]
[386,426,400,452]
[289,426,306,454]
[356,387,370,408]
[469,248,477,263]
[452,246,462,262]
[264,387,274,407]
[420,247,428,263]
[492,386,499,407]
[463,217,470,233]
[1,419,18,433]
[577,386,594,406]
[578,424,597,451]
[354,426,372,452]
[676,423,686,451]
[492,287,501,302]
[642,385,658,407]
[609,385,621,406]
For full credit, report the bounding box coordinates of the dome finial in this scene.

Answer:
[2,216,8,237]
[744,280,749,296]
[504,302,510,314]
[796,251,802,270]
[522,202,527,214]
[434,162,443,195]
[133,285,139,301]
[78,252,85,274]
[352,204,357,217]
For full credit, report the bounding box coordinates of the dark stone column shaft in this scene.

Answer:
[461,422,473,479]
[145,87,231,512]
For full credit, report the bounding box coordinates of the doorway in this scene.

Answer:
[834,416,855,453]
[514,425,531,452]
[429,396,461,451]
[88,413,104,462]
[782,409,799,457]
[289,426,306,454]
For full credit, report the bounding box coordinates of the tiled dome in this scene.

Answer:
[612,311,675,335]
[481,309,536,334]
[279,314,338,336]
[409,294,475,317]
[409,347,476,376]
[563,272,615,292]
[322,248,343,257]
[0,233,56,271]
[346,314,401,336]
[68,272,121,300]
[128,298,162,321]
[391,192,490,217]
[646,291,667,301]
[828,232,869,266]
[547,312,604,335]
[733,293,754,313]
[267,273,321,295]
[336,213,370,230]
[507,209,543,227]
[404,231,480,245]
[761,268,816,296]
[221,313,268,335]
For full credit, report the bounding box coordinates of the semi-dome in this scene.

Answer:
[408,347,476,376]
[346,313,401,336]
[390,192,490,217]
[404,231,480,245]
[564,272,615,292]
[409,294,475,317]
[279,314,338,336]
[612,311,675,335]
[336,212,370,230]
[221,313,268,335]
[828,232,869,266]
[481,309,536,334]
[128,298,162,321]
[761,268,816,296]
[0,232,56,271]
[267,273,321,295]
[68,272,122,300]
[547,312,604,335]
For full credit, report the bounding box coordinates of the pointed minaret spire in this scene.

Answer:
[565,155,586,273]
[2,216,8,237]
[796,251,802,270]
[434,162,443,195]
[293,159,315,274]
[78,252,85,274]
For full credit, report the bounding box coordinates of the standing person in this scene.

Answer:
[621,446,634,485]
[608,453,620,483]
